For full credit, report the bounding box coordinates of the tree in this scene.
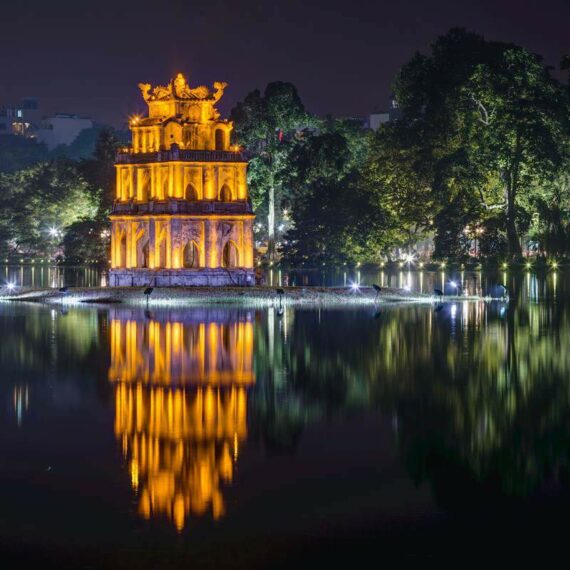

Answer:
[79,127,119,218]
[283,128,391,265]
[0,159,97,256]
[374,28,570,260]
[62,219,110,263]
[231,82,313,259]
[466,47,569,257]
[0,135,49,173]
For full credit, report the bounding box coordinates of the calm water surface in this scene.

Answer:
[1,272,569,565]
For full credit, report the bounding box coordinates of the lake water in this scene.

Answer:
[1,271,569,565]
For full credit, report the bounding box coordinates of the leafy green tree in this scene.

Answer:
[283,129,390,265]
[79,127,119,218]
[465,46,569,257]
[62,219,110,263]
[0,159,97,257]
[231,82,313,259]
[374,28,570,260]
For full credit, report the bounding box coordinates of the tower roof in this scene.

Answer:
[136,73,228,124]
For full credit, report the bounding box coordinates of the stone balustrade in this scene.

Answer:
[111,199,253,216]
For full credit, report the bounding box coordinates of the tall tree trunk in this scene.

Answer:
[267,178,276,260]
[505,186,521,258]
[505,142,523,260]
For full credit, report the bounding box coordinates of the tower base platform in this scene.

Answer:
[109,268,255,287]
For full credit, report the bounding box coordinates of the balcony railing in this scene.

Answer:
[116,147,247,164]
[111,199,254,216]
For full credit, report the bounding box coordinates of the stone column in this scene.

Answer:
[115,167,121,201]
[236,164,247,200]
[168,163,174,198]
[128,166,135,200]
[150,165,156,199]
[148,219,156,269]
[199,221,206,267]
[174,163,183,198]
[205,220,218,268]
[243,219,254,268]
[111,222,117,268]
[171,218,182,268]
[165,219,173,269]
[204,164,215,200]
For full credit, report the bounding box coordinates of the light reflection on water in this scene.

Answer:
[1,264,104,288]
[109,310,255,530]
[0,271,569,560]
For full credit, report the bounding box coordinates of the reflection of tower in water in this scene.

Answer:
[109,309,254,530]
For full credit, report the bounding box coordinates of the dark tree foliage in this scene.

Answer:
[370,28,570,260]
[0,135,50,173]
[79,127,119,219]
[62,219,110,263]
[231,82,313,258]
[283,127,390,265]
[0,159,96,257]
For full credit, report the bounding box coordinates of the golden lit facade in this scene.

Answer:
[109,73,255,286]
[109,309,255,530]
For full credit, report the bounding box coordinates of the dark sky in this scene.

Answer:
[1,0,568,127]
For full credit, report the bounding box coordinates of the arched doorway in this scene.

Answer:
[215,129,225,151]
[222,241,239,268]
[182,241,200,268]
[138,240,149,268]
[185,183,198,201]
[219,184,232,201]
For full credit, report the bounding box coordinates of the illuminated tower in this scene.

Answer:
[109,73,255,286]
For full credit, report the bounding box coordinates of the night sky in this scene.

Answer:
[1,0,568,127]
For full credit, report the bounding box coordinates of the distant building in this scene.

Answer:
[0,97,40,137]
[0,96,93,149]
[35,114,93,150]
[367,97,401,130]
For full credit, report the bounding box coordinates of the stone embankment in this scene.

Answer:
[0,285,459,307]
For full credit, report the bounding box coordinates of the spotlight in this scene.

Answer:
[350,282,360,291]
[6,282,15,291]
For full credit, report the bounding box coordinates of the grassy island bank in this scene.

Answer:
[0,285,483,308]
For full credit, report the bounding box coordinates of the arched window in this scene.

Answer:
[161,177,169,200]
[222,241,239,268]
[215,129,225,151]
[219,184,232,201]
[182,241,200,268]
[185,183,198,201]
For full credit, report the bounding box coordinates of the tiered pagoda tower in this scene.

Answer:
[109,73,254,286]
